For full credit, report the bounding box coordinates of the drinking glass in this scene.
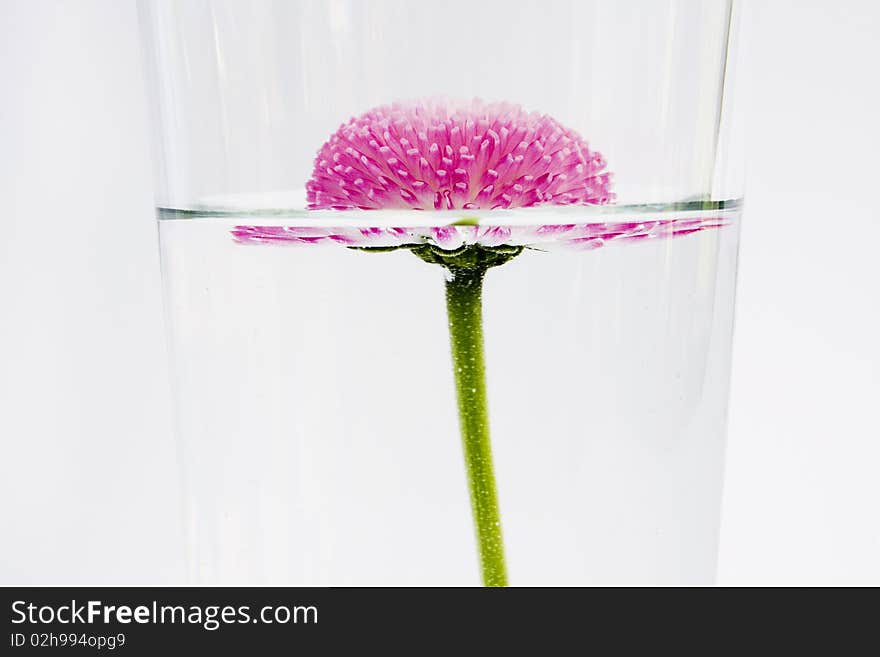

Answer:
[139,0,744,586]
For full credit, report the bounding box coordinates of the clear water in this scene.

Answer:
[158,199,741,586]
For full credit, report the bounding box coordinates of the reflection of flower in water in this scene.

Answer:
[306,98,613,211]
[232,217,727,251]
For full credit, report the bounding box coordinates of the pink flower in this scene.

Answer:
[231,99,729,252]
[306,99,614,211]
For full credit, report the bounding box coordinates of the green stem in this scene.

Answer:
[445,266,508,587]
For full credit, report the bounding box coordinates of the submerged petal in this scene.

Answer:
[233,217,728,252]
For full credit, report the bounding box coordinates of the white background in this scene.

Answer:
[1,0,878,585]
